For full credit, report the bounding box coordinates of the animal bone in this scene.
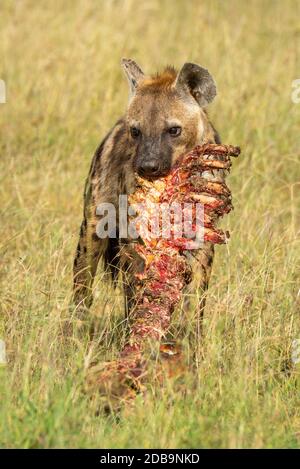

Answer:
[86,144,240,398]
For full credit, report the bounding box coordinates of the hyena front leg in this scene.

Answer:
[182,243,215,338]
[73,220,108,312]
[73,184,109,312]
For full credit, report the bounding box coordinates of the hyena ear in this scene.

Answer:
[121,58,145,97]
[175,63,217,107]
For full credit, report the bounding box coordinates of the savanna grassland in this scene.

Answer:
[0,0,300,448]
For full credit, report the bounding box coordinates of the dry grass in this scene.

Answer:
[0,0,300,448]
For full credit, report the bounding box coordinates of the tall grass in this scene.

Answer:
[0,0,299,448]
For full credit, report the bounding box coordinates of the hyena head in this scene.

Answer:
[122,58,217,178]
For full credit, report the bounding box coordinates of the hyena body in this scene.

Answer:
[73,59,221,325]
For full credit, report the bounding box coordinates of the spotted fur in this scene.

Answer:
[73,60,221,322]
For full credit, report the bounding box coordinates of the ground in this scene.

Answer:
[0,0,299,448]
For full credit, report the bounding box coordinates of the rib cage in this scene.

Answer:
[87,144,240,396]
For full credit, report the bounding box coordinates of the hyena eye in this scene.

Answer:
[130,127,141,138]
[168,126,182,137]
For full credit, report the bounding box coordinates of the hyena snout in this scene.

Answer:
[137,157,161,177]
[135,143,172,178]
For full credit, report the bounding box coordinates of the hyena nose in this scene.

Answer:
[139,160,160,177]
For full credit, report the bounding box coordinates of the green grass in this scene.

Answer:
[0,0,300,448]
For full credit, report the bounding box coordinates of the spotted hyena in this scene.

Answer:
[73,59,221,322]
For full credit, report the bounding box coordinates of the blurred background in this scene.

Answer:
[0,0,299,448]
